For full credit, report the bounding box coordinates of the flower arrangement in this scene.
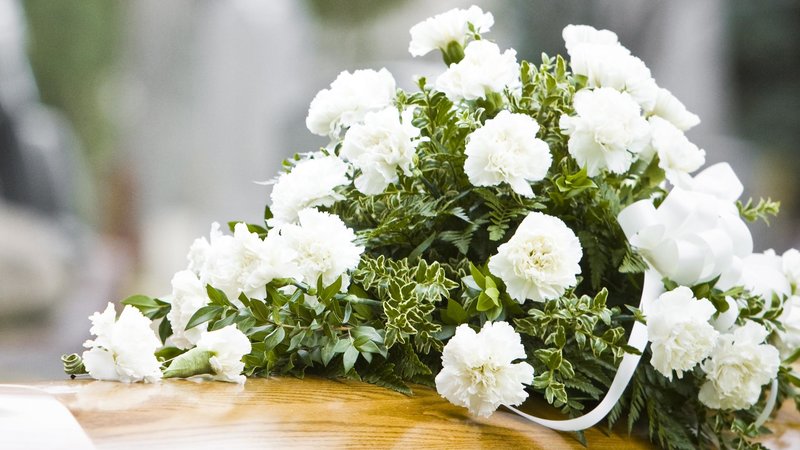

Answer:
[62,6,800,449]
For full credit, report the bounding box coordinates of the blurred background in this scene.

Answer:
[1,0,798,380]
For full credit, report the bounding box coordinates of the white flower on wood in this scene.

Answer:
[196,325,252,384]
[82,303,162,383]
[435,321,534,417]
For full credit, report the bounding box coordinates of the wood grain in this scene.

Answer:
[26,377,797,449]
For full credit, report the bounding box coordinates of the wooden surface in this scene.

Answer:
[20,377,798,449]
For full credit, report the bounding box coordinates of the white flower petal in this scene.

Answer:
[464,111,551,197]
[489,212,582,303]
[409,6,493,57]
[560,88,650,177]
[435,322,533,417]
[306,68,397,137]
[435,40,519,102]
[82,303,162,383]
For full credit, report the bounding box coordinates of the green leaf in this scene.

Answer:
[343,344,359,374]
[158,318,173,344]
[408,233,436,261]
[484,304,502,321]
[210,312,238,331]
[469,262,486,289]
[121,294,159,309]
[186,305,224,330]
[333,338,350,353]
[121,294,169,319]
[321,340,336,366]
[264,205,273,224]
[250,299,270,323]
[319,276,343,302]
[351,326,383,343]
[206,285,232,307]
[477,291,498,312]
[785,348,800,365]
[446,299,468,324]
[163,348,215,378]
[288,330,305,351]
[155,346,183,361]
[264,327,286,351]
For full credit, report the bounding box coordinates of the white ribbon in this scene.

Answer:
[755,378,779,428]
[505,270,664,431]
[617,165,752,288]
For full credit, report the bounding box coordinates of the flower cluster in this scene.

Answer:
[65,6,799,449]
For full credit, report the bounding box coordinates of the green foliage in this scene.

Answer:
[163,349,215,378]
[353,256,457,353]
[738,197,780,224]
[515,289,634,414]
[121,294,170,320]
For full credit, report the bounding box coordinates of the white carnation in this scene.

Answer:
[563,25,658,110]
[306,68,397,137]
[188,222,299,301]
[279,208,364,287]
[560,88,650,177]
[82,303,163,383]
[649,87,700,131]
[649,116,705,184]
[435,321,534,417]
[740,250,792,301]
[699,321,780,410]
[167,270,210,349]
[489,212,582,303]
[408,5,493,57]
[269,156,350,225]
[196,325,252,384]
[562,24,619,53]
[646,286,719,380]
[782,248,800,289]
[340,107,420,195]
[776,295,800,358]
[464,111,552,197]
[435,40,519,102]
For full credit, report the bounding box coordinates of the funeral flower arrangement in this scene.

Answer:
[62,6,800,449]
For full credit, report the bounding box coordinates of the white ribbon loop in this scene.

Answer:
[617,181,751,288]
[505,270,664,431]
